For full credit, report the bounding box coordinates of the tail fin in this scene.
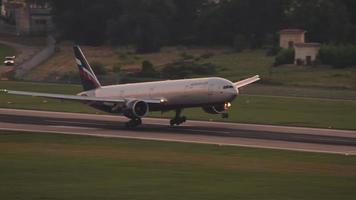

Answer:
[73,45,101,91]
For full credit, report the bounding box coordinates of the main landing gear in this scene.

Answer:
[125,118,142,128]
[170,109,186,126]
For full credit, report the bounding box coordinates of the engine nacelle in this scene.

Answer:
[123,100,149,118]
[202,103,231,114]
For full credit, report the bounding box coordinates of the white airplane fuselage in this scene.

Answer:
[82,77,238,111]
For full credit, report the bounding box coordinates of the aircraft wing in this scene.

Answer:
[234,75,260,88]
[1,89,163,104]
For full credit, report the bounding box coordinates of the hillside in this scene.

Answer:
[23,42,356,90]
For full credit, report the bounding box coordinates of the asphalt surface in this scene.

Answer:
[1,108,356,155]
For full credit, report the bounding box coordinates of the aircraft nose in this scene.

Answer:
[228,88,238,99]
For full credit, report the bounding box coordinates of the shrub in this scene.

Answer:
[140,60,157,77]
[5,69,16,81]
[233,34,249,52]
[90,61,107,75]
[112,63,122,73]
[266,45,281,56]
[161,62,216,79]
[274,48,295,66]
[181,52,195,60]
[318,45,356,68]
[58,72,81,84]
[118,53,128,60]
[200,52,215,59]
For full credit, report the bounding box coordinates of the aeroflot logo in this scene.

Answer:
[76,57,100,87]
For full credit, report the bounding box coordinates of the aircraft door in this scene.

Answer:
[208,81,221,102]
[120,90,125,98]
[184,84,192,100]
[149,87,155,99]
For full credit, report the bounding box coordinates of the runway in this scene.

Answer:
[1,108,356,155]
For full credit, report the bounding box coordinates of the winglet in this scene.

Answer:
[234,75,260,88]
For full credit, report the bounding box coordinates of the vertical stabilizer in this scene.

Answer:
[73,45,101,91]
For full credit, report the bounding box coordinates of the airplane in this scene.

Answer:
[1,45,260,128]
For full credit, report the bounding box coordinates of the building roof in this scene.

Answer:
[294,43,321,48]
[279,29,307,34]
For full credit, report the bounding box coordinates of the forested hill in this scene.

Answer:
[51,0,356,52]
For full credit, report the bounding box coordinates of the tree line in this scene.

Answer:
[51,0,356,52]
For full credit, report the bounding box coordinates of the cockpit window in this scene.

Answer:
[223,85,234,89]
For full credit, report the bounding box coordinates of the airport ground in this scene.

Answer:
[1,130,356,200]
[1,80,356,130]
[1,41,356,199]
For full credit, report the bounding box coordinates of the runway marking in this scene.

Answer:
[244,94,356,103]
[48,125,97,130]
[177,128,232,135]
[2,108,356,156]
[47,120,240,135]
[0,127,355,156]
[2,108,356,136]
[46,120,106,126]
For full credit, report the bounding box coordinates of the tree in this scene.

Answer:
[90,61,107,75]
[341,0,356,43]
[106,0,177,52]
[285,0,353,44]
[51,0,122,45]
[274,49,295,66]
[196,0,286,47]
[140,60,157,77]
[50,0,356,49]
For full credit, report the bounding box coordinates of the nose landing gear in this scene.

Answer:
[170,109,187,126]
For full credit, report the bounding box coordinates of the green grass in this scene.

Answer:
[0,131,356,200]
[206,50,274,82]
[245,84,356,100]
[268,65,356,89]
[205,50,356,89]
[0,43,16,63]
[158,95,356,130]
[1,80,356,130]
[0,81,98,114]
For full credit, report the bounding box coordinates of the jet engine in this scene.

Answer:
[202,103,231,114]
[123,100,149,118]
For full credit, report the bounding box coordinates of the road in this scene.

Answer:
[0,39,40,66]
[1,108,356,155]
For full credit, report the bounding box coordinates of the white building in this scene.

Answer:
[1,0,53,35]
[279,29,306,49]
[279,29,321,65]
[294,43,321,65]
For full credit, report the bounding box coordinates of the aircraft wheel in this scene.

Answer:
[170,116,187,126]
[126,118,142,128]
